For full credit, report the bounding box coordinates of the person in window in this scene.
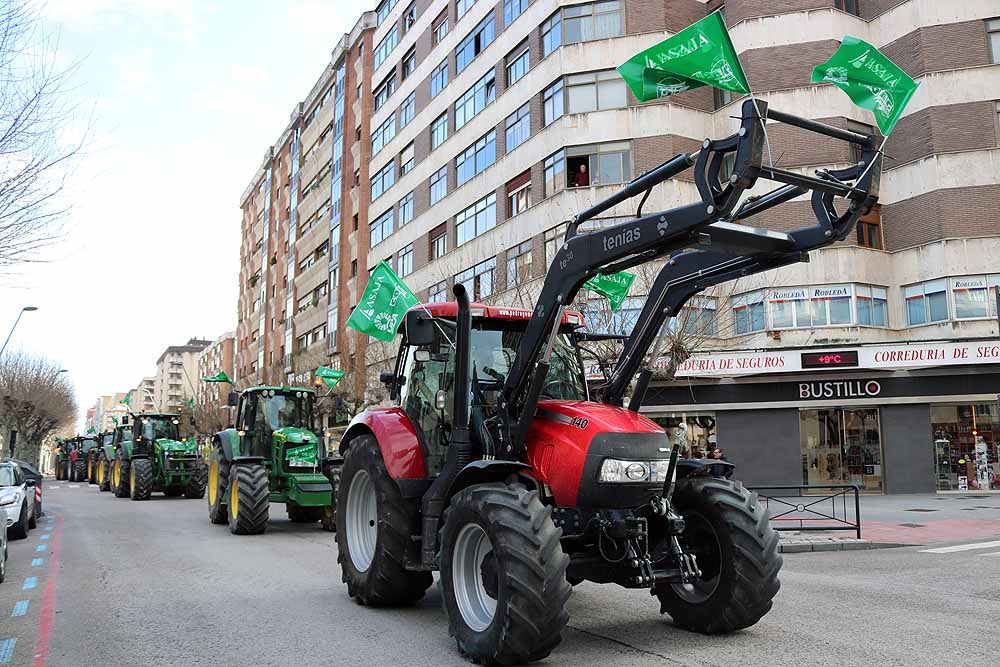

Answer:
[574,163,590,187]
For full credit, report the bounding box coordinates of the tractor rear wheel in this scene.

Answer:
[185,464,208,499]
[336,434,431,606]
[97,454,109,491]
[227,463,269,535]
[129,459,153,501]
[207,457,229,524]
[112,457,130,498]
[440,483,571,666]
[655,477,781,634]
[72,459,86,482]
[286,503,321,523]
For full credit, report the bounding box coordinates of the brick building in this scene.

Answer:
[236,0,1000,491]
[196,332,236,408]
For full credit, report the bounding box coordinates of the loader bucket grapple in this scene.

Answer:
[331,99,881,665]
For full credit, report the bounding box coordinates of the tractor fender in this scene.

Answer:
[214,430,241,462]
[339,408,426,480]
[676,458,735,480]
[447,460,534,500]
[117,446,130,463]
[230,456,265,466]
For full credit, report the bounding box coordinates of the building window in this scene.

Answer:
[457,0,476,19]
[504,0,528,25]
[430,223,448,259]
[856,285,888,327]
[430,166,448,204]
[456,130,496,186]
[542,12,561,57]
[402,3,416,32]
[398,244,414,277]
[905,279,949,326]
[400,143,415,175]
[371,114,396,155]
[990,19,1000,64]
[856,205,883,249]
[506,170,531,217]
[506,240,533,287]
[543,79,564,125]
[834,0,859,15]
[374,73,396,111]
[455,193,497,246]
[714,87,733,109]
[455,71,496,129]
[401,47,416,79]
[430,115,449,153]
[456,12,495,73]
[679,297,717,336]
[563,1,622,44]
[327,306,338,347]
[376,0,398,25]
[506,46,530,87]
[505,104,530,151]
[769,286,854,328]
[565,70,627,113]
[543,149,565,196]
[431,60,449,97]
[544,223,568,266]
[370,210,394,246]
[733,291,766,334]
[399,92,415,128]
[433,11,449,44]
[371,162,396,200]
[398,191,414,225]
[374,26,398,68]
[951,276,996,319]
[455,258,496,300]
[566,141,631,188]
[429,280,448,302]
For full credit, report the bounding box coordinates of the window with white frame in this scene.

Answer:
[399,92,415,127]
[370,209,394,246]
[430,165,448,204]
[400,142,414,175]
[951,276,999,319]
[733,290,765,334]
[543,149,565,196]
[456,193,496,246]
[506,46,530,87]
[401,47,416,79]
[565,70,627,113]
[905,279,949,326]
[565,141,631,187]
[456,12,495,73]
[679,297,718,336]
[769,285,854,329]
[402,3,416,31]
[430,223,447,259]
[563,1,622,43]
[429,280,448,302]
[544,223,568,266]
[398,243,414,277]
[431,59,448,97]
[398,191,414,225]
[374,26,398,68]
[505,104,530,151]
[455,71,496,129]
[543,79,564,125]
[431,113,448,149]
[328,306,338,347]
[374,72,396,111]
[372,114,396,155]
[506,170,531,217]
[504,0,528,26]
[455,257,496,300]
[856,285,888,327]
[456,131,496,186]
[433,12,449,44]
[457,0,477,19]
[506,240,533,287]
[371,162,396,200]
[988,18,1000,63]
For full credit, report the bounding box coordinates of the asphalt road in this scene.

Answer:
[1,482,999,667]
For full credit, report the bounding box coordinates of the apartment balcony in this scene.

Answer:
[292,294,328,334]
[295,222,330,264]
[300,96,336,159]
[297,172,331,223]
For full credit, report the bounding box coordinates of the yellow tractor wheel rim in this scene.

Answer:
[87,460,92,478]
[97,463,103,485]
[130,466,136,496]
[208,460,218,507]
[112,460,120,487]
[230,476,239,519]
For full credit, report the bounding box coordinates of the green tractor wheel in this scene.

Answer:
[207,457,229,524]
[98,455,112,492]
[227,463,269,535]
[185,464,208,499]
[112,457,131,498]
[129,459,153,501]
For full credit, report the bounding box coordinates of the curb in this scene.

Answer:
[778,540,910,553]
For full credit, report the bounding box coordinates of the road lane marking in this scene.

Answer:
[920,540,1000,554]
[31,559,43,567]
[22,578,37,590]
[33,515,63,667]
[67,485,78,488]
[978,551,1000,557]
[34,546,45,553]
[0,638,14,663]
[39,535,49,540]
[11,601,29,617]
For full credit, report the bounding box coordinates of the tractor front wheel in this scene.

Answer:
[129,459,153,501]
[112,457,130,498]
[655,478,782,634]
[97,454,111,492]
[336,435,431,606]
[227,463,269,535]
[440,483,571,665]
[207,457,229,524]
[185,464,208,499]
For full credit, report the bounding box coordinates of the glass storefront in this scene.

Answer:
[651,412,717,458]
[931,403,999,491]
[800,408,884,492]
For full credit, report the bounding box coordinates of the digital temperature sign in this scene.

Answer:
[800,351,860,369]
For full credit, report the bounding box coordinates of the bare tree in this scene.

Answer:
[0,349,76,465]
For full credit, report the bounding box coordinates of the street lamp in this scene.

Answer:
[0,306,38,358]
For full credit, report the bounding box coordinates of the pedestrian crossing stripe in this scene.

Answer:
[31,558,42,567]
[0,638,14,663]
[11,601,28,617]
[920,540,1000,554]
[22,578,37,590]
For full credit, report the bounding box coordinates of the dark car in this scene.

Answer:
[12,460,42,517]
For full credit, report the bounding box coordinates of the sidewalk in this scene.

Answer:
[769,492,1000,552]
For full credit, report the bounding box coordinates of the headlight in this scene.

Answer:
[598,458,671,483]
[0,493,17,507]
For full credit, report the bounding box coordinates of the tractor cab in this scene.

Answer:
[79,436,98,456]
[232,387,318,465]
[132,414,181,457]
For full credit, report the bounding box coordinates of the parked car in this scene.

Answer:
[0,460,37,539]
[12,459,43,517]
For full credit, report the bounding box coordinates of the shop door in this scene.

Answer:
[800,408,884,493]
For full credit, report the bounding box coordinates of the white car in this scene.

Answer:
[1,460,37,540]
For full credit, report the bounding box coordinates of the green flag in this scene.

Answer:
[120,395,130,406]
[188,397,196,409]
[584,271,636,312]
[346,261,419,342]
[86,426,96,434]
[617,11,749,102]
[111,416,119,426]
[811,36,918,135]
[315,366,346,389]
[202,370,232,384]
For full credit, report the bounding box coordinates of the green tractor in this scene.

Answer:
[96,429,119,491]
[106,423,132,495]
[207,386,336,535]
[86,432,110,485]
[108,413,207,500]
[53,438,72,480]
[55,436,96,482]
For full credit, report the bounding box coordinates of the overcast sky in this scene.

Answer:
[0,1,356,427]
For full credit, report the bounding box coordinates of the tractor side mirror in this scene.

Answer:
[226,391,239,407]
[405,309,435,347]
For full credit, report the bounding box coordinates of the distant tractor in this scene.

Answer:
[97,429,121,492]
[54,439,72,481]
[109,414,207,500]
[207,386,335,535]
[56,436,95,482]
[86,432,110,485]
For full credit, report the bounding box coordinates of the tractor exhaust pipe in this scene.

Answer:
[420,284,474,566]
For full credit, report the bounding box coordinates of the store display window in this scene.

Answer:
[931,403,999,491]
[651,413,717,458]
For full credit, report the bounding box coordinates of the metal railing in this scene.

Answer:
[751,484,861,539]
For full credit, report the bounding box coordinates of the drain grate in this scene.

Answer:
[898,523,925,528]
[904,508,939,512]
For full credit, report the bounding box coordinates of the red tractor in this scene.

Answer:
[328,99,880,664]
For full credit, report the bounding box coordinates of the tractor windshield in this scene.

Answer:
[470,329,586,401]
[81,438,97,451]
[258,393,313,431]
[140,418,179,441]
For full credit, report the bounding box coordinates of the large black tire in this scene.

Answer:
[87,456,98,484]
[207,456,230,524]
[55,461,65,481]
[112,456,131,498]
[98,454,112,492]
[8,502,29,540]
[656,478,782,634]
[72,459,86,482]
[440,483,571,665]
[336,435,431,606]
[320,465,340,532]
[185,464,208,499]
[129,458,153,501]
[287,503,322,523]
[227,463,269,535]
